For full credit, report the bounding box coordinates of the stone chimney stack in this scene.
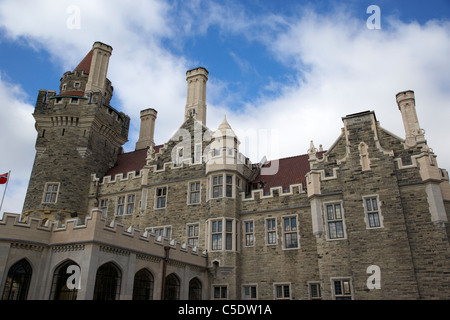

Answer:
[396,90,426,147]
[85,41,113,95]
[185,67,208,125]
[136,108,157,150]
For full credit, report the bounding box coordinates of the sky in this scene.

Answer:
[0,0,449,215]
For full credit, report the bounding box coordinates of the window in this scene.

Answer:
[164,274,180,300]
[187,223,199,247]
[2,259,32,300]
[211,220,222,250]
[115,195,135,216]
[189,182,201,204]
[274,283,291,300]
[211,174,234,199]
[225,220,233,250]
[152,226,172,239]
[99,199,108,217]
[189,278,202,300]
[309,282,322,300]
[266,218,277,245]
[244,220,254,247]
[325,203,345,239]
[213,286,228,300]
[364,196,382,228]
[70,98,79,104]
[43,183,59,203]
[93,263,122,300]
[225,175,233,197]
[50,261,79,300]
[333,279,352,300]
[210,218,236,251]
[126,194,135,214]
[132,269,154,300]
[116,196,125,215]
[243,285,257,299]
[212,175,223,198]
[74,82,80,88]
[155,187,167,209]
[282,216,299,249]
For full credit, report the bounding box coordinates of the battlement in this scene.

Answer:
[0,209,207,267]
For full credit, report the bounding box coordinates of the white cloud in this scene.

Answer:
[221,8,450,171]
[0,74,35,215]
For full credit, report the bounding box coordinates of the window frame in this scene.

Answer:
[210,173,235,200]
[308,282,322,300]
[99,198,108,217]
[212,285,228,300]
[211,175,223,199]
[331,278,353,300]
[324,201,346,240]
[151,225,172,239]
[281,214,299,250]
[274,283,291,300]
[242,284,258,300]
[265,217,277,245]
[363,195,384,229]
[187,223,200,248]
[208,218,237,252]
[243,220,255,247]
[126,194,135,215]
[155,186,167,209]
[188,181,201,205]
[42,182,60,204]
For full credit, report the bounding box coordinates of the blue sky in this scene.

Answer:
[0,0,450,215]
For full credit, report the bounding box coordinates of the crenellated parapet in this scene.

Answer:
[0,209,207,267]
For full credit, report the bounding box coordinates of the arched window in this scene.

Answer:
[189,277,202,300]
[93,262,121,300]
[132,269,154,300]
[2,259,32,300]
[164,273,180,300]
[49,260,79,300]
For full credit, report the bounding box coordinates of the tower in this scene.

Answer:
[185,67,208,125]
[22,41,130,223]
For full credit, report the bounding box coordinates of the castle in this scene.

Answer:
[1,41,450,300]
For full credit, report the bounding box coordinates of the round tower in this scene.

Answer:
[22,42,130,224]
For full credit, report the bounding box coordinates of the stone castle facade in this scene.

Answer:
[1,42,450,300]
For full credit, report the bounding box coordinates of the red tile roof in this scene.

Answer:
[73,49,93,74]
[105,145,163,178]
[255,154,311,194]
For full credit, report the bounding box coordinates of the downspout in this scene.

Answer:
[161,246,170,299]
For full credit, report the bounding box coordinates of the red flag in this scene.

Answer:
[0,172,8,184]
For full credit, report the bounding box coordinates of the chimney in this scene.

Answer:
[85,41,113,95]
[185,67,208,125]
[396,90,426,146]
[136,108,157,150]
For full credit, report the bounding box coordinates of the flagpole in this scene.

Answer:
[0,170,10,213]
